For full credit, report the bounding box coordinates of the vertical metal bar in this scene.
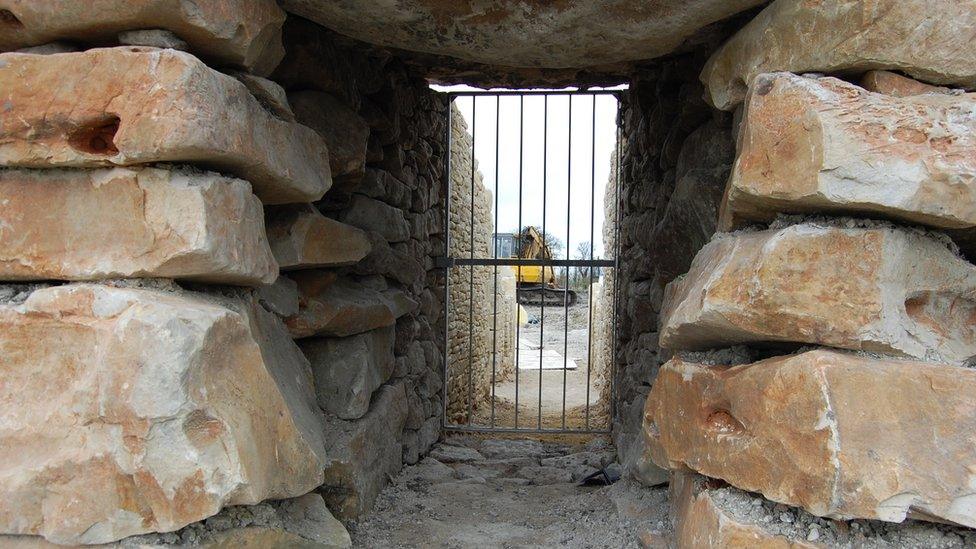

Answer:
[585,94,596,431]
[561,95,572,430]
[467,96,476,426]
[610,103,622,429]
[538,94,548,430]
[514,95,524,430]
[490,95,500,429]
[442,96,453,428]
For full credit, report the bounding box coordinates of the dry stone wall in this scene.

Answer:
[445,109,518,423]
[612,52,738,486]
[638,1,976,545]
[0,5,448,546]
[272,16,448,521]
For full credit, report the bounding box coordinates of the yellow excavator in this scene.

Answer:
[494,227,578,307]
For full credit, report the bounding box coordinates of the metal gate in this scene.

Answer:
[439,90,621,434]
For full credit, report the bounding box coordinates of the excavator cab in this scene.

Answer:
[493,228,578,306]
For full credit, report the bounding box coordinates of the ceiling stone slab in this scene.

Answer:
[279,0,767,69]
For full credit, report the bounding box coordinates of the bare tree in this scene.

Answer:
[574,240,592,283]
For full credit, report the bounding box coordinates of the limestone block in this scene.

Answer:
[647,351,976,526]
[300,326,396,420]
[0,168,277,285]
[321,382,409,520]
[0,47,331,204]
[0,284,328,545]
[339,194,411,243]
[721,73,976,231]
[0,0,285,75]
[670,472,819,548]
[286,271,418,339]
[265,204,371,270]
[290,90,369,181]
[659,223,976,364]
[702,0,976,110]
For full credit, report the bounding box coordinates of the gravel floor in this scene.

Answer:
[348,436,669,548]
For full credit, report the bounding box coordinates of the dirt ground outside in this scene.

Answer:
[467,292,612,431]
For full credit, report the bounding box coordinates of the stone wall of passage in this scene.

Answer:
[0,5,449,546]
[446,109,518,423]
[274,16,449,521]
[612,53,738,486]
[639,0,976,545]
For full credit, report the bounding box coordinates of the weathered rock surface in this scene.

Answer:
[0,0,285,75]
[721,73,976,231]
[2,493,352,548]
[861,70,954,98]
[671,472,818,548]
[231,72,295,122]
[300,326,395,420]
[265,204,371,270]
[279,0,765,69]
[647,351,976,526]
[648,119,735,281]
[290,90,369,182]
[256,276,300,318]
[339,194,411,244]
[286,270,417,339]
[0,168,277,285]
[660,223,976,364]
[0,48,331,204]
[321,381,409,520]
[0,284,327,545]
[702,0,976,110]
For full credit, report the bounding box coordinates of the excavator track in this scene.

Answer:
[517,287,578,307]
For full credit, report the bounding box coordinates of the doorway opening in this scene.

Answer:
[440,90,622,434]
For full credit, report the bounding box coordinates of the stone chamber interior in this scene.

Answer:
[2,1,976,548]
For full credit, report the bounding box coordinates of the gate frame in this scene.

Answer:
[439,89,622,435]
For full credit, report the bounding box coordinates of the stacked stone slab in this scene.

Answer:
[272,18,448,519]
[0,4,363,546]
[645,1,976,545]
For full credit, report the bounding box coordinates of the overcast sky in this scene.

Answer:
[433,85,623,259]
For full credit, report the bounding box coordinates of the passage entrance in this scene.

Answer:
[440,90,622,434]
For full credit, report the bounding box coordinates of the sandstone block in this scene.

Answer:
[0,48,331,204]
[660,223,976,364]
[0,0,285,75]
[0,168,277,285]
[0,284,327,545]
[290,90,370,182]
[721,73,976,232]
[286,270,417,339]
[300,326,396,420]
[321,382,409,520]
[701,0,976,110]
[265,204,371,270]
[647,351,976,526]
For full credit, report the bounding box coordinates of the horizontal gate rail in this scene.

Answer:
[441,89,620,435]
[448,258,614,268]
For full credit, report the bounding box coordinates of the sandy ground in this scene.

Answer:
[348,436,670,548]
